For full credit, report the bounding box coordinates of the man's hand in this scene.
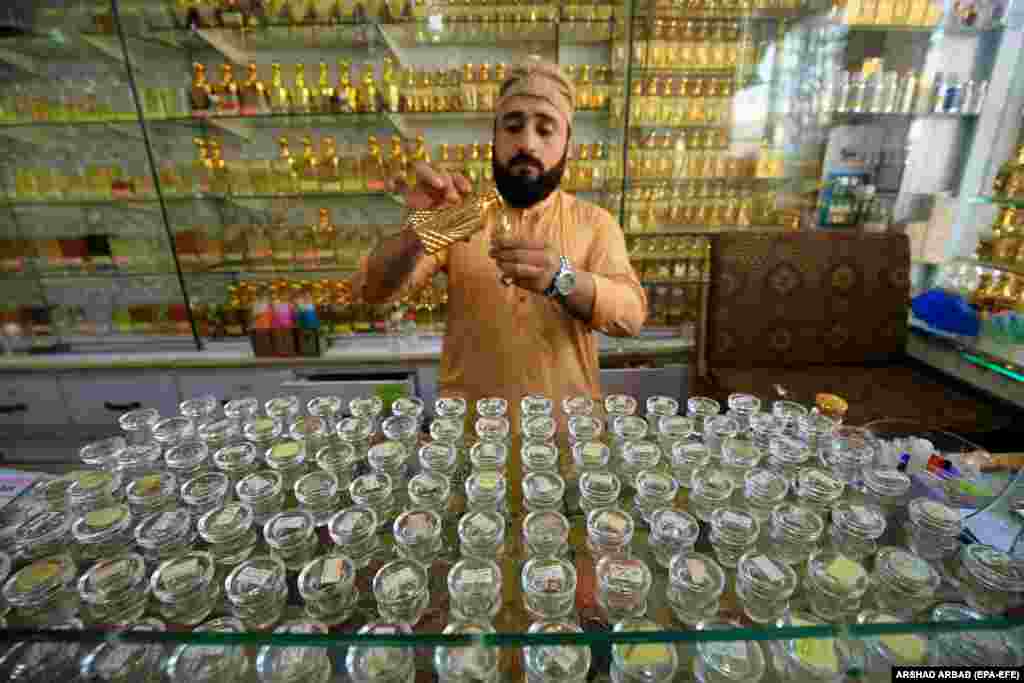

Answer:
[389,160,473,211]
[489,237,560,295]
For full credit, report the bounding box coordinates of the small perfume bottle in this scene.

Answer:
[666,551,725,626]
[521,557,577,621]
[224,555,288,630]
[373,558,430,625]
[297,553,358,625]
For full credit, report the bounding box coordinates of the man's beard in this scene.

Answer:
[492,148,567,209]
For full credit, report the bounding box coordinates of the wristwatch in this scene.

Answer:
[544,255,577,301]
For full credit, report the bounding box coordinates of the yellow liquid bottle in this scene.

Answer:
[314,208,338,267]
[359,63,378,113]
[239,62,269,116]
[484,142,494,188]
[190,137,212,194]
[315,61,335,114]
[190,62,212,116]
[319,136,342,193]
[462,63,477,112]
[298,135,320,193]
[269,62,291,114]
[208,140,231,195]
[388,135,406,186]
[337,59,357,113]
[478,63,493,111]
[274,137,298,194]
[408,134,430,187]
[466,142,482,190]
[291,63,312,114]
[364,135,387,191]
[215,63,240,115]
[382,56,400,113]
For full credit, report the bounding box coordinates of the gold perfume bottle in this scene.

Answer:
[291,63,312,113]
[190,62,212,116]
[359,63,378,113]
[483,142,494,188]
[298,135,320,193]
[388,135,406,185]
[269,62,291,114]
[405,188,503,255]
[478,63,493,111]
[318,136,341,193]
[382,56,400,113]
[191,137,212,194]
[315,61,335,114]
[274,137,297,194]
[462,63,477,112]
[408,134,430,186]
[336,59,356,113]
[364,135,387,192]
[400,67,416,112]
[213,63,240,115]
[207,139,231,195]
[239,62,269,116]
[314,208,337,267]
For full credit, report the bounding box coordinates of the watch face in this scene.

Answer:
[556,271,577,296]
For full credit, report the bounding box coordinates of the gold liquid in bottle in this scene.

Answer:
[319,136,342,193]
[239,62,269,116]
[478,63,493,111]
[359,63,378,113]
[208,139,231,195]
[299,135,320,193]
[408,133,430,186]
[382,56,400,113]
[337,59,357,113]
[466,142,482,190]
[214,63,240,115]
[364,135,387,191]
[292,63,312,113]
[314,208,338,267]
[315,61,335,114]
[388,135,406,186]
[190,62,212,116]
[269,62,291,114]
[462,63,477,112]
[191,137,212,194]
[274,137,298,194]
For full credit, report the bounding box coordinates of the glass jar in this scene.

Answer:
[742,469,788,523]
[829,502,886,560]
[336,416,373,462]
[459,510,505,560]
[198,503,257,569]
[820,426,876,484]
[735,551,797,623]
[79,436,126,469]
[610,415,648,468]
[597,555,652,623]
[180,393,218,427]
[748,413,781,454]
[720,438,762,487]
[522,510,569,560]
[569,416,603,449]
[392,396,426,425]
[150,551,219,626]
[350,472,396,529]
[349,395,384,436]
[393,508,443,566]
[767,436,812,484]
[72,503,134,564]
[775,612,844,683]
[374,558,430,625]
[688,467,735,522]
[523,471,565,513]
[448,557,502,622]
[236,470,285,524]
[857,609,931,672]
[0,626,86,680]
[243,416,283,452]
[77,552,148,625]
[213,442,260,490]
[408,471,451,516]
[772,400,808,436]
[768,503,824,566]
[431,417,468,484]
[328,507,379,568]
[265,439,309,491]
[929,603,1024,667]
[256,620,333,683]
[522,557,576,621]
[856,467,911,517]
[726,393,761,432]
[670,441,710,488]
[198,418,241,454]
[135,508,195,566]
[563,395,596,419]
[586,507,635,558]
[619,441,661,491]
[264,510,317,571]
[645,395,679,433]
[307,395,343,432]
[165,441,210,481]
[113,443,163,480]
[805,549,869,622]
[3,553,79,625]
[521,394,554,425]
[420,441,459,482]
[605,394,638,434]
[265,395,301,423]
[289,415,330,454]
[126,471,178,519]
[382,415,419,459]
[693,619,766,683]
[573,441,610,476]
[649,509,699,569]
[794,467,844,514]
[346,622,416,683]
[579,471,621,515]
[656,415,694,454]
[611,618,678,683]
[294,471,340,526]
[906,497,962,562]
[315,442,359,501]
[224,396,261,427]
[796,412,837,454]
[870,546,941,618]
[523,620,591,683]
[153,416,196,450]
[469,441,508,473]
[523,440,560,473]
[298,554,358,625]
[119,407,161,445]
[633,470,677,525]
[477,397,508,418]
[475,416,511,447]
[957,544,1024,615]
[181,471,231,521]
[80,618,166,683]
[523,415,558,444]
[466,471,507,514]
[435,620,499,683]
[704,416,739,459]
[225,555,288,630]
[369,441,410,497]
[709,507,759,569]
[686,396,720,434]
[15,511,70,563]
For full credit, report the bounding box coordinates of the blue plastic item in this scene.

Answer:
[911,289,980,337]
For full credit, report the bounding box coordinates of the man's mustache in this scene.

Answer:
[508,154,544,172]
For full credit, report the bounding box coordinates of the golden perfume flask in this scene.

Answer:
[405,187,503,255]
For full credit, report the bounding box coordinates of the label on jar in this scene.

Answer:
[186,482,211,499]
[892,552,933,582]
[704,641,747,662]
[135,474,163,495]
[686,558,707,584]
[751,555,784,582]
[462,568,494,586]
[237,565,274,590]
[532,565,565,590]
[581,443,607,460]
[16,559,62,591]
[243,476,272,495]
[477,472,500,490]
[321,558,346,585]
[470,514,498,535]
[826,556,865,587]
[720,511,752,530]
[383,567,420,598]
[162,559,199,588]
[847,505,875,527]
[608,562,645,586]
[588,473,615,489]
[624,644,673,666]
[411,478,439,497]
[649,397,677,414]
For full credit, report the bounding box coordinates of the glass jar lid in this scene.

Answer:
[337,416,373,443]
[612,415,648,440]
[198,418,240,445]
[647,396,679,419]
[316,443,360,474]
[368,441,408,471]
[651,509,699,546]
[857,610,930,665]
[382,415,417,441]
[418,442,457,471]
[151,551,215,600]
[3,553,76,606]
[458,510,505,543]
[256,620,329,681]
[306,395,342,419]
[520,395,553,419]
[636,470,676,500]
[568,416,603,442]
[721,438,761,467]
[960,544,1024,592]
[727,393,761,414]
[349,395,384,419]
[523,471,565,504]
[329,506,378,544]
[691,467,734,500]
[598,556,652,595]
[710,507,759,542]
[520,441,558,472]
[374,559,428,603]
[623,441,661,468]
[562,395,595,416]
[435,396,467,418]
[908,497,962,536]
[166,616,245,680]
[686,396,720,416]
[409,472,450,505]
[522,557,576,595]
[832,502,886,538]
[119,408,160,433]
[448,557,502,597]
[198,503,252,544]
[263,510,315,548]
[475,416,510,441]
[79,436,126,468]
[36,476,76,512]
[113,443,162,472]
[862,467,911,497]
[298,553,356,600]
[242,416,281,444]
[289,415,328,442]
[435,621,498,680]
[152,417,196,446]
[466,471,507,500]
[350,472,392,502]
[165,440,209,473]
[523,620,591,678]
[611,618,677,678]
[126,471,177,504]
[77,552,147,604]
[135,508,194,548]
[771,503,824,538]
[394,509,442,546]
[876,546,941,594]
[16,511,69,550]
[737,551,797,597]
[744,469,788,500]
[579,471,621,501]
[470,441,508,470]
[707,415,740,437]
[772,400,808,422]
[748,412,780,435]
[213,442,259,473]
[523,415,557,442]
[265,395,301,420]
[225,555,287,605]
[181,472,230,505]
[668,551,725,594]
[266,439,306,470]
[605,394,638,416]
[391,396,425,419]
[573,441,610,469]
[346,622,415,682]
[587,507,634,542]
[81,618,165,680]
[798,412,837,437]
[72,504,132,543]
[223,397,260,421]
[430,417,464,443]
[658,415,694,440]
[523,510,569,547]
[295,470,339,503]
[796,468,844,500]
[807,549,869,598]
[695,619,765,679]
[671,441,710,464]
[768,436,811,465]
[931,603,1024,666]
[180,394,218,420]
[237,470,283,500]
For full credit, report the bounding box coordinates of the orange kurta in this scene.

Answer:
[356,189,647,427]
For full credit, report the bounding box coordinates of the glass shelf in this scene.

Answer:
[180,267,360,279]
[972,196,1024,208]
[828,111,980,121]
[836,21,1002,35]
[1,190,397,208]
[146,22,386,52]
[378,19,618,47]
[625,226,786,235]
[954,257,1024,278]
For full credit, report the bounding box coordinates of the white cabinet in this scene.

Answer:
[0,375,69,433]
[177,370,294,407]
[61,372,180,429]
